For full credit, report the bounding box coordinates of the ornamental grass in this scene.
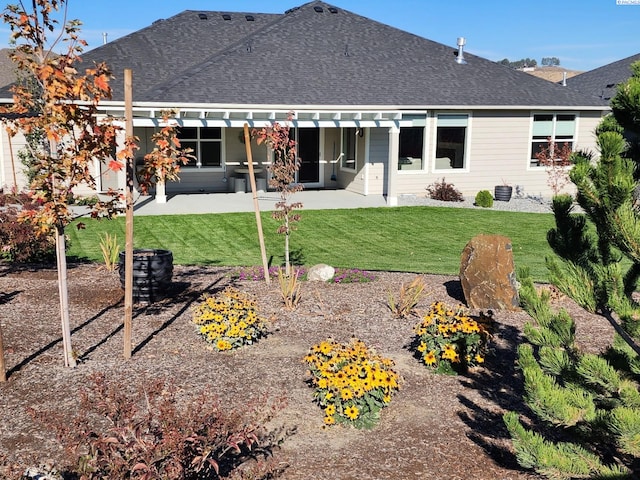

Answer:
[411,301,490,375]
[303,338,401,429]
[192,287,268,351]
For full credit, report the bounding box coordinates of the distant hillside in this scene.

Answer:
[520,66,583,84]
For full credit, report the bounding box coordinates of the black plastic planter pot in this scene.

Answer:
[494,185,513,202]
[118,249,173,304]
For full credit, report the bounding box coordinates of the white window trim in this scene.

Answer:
[432,112,471,173]
[527,112,578,170]
[397,125,428,174]
[180,127,225,171]
[340,127,358,172]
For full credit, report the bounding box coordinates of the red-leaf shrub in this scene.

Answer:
[0,207,55,263]
[28,373,290,479]
[426,178,464,202]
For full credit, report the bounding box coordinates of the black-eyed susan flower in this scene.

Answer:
[411,301,490,374]
[192,287,268,351]
[344,405,359,420]
[303,338,401,429]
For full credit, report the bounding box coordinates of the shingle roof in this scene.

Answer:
[567,53,640,103]
[0,49,17,89]
[32,2,610,108]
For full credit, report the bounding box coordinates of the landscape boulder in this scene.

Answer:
[459,234,520,311]
[307,263,335,282]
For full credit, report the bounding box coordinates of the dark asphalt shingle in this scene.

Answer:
[6,1,607,109]
[567,52,640,103]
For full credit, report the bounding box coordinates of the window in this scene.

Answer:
[397,127,424,170]
[530,113,575,167]
[341,127,357,170]
[178,127,222,168]
[435,114,468,169]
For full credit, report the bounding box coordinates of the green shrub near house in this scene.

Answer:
[474,190,494,208]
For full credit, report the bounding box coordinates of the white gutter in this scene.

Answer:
[94,100,610,112]
[0,97,609,113]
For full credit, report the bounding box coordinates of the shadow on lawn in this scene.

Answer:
[455,322,531,473]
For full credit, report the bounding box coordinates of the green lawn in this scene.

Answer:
[67,205,557,281]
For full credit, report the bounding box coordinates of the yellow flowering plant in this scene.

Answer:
[192,287,268,351]
[411,301,490,375]
[303,338,401,429]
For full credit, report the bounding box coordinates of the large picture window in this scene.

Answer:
[178,127,222,168]
[530,113,575,167]
[397,127,424,170]
[435,114,468,169]
[341,127,357,170]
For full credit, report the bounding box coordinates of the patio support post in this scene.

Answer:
[386,125,400,206]
[155,176,167,203]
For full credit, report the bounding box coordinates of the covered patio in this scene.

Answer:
[130,188,389,216]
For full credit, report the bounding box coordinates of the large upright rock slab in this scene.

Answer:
[459,234,520,311]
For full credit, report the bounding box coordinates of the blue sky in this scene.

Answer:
[3,0,640,72]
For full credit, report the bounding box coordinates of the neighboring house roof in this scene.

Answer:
[568,52,640,102]
[0,49,18,89]
[522,66,582,84]
[1,1,606,109]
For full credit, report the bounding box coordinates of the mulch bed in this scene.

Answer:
[0,263,613,479]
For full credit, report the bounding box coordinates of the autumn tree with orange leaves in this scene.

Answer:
[137,109,193,198]
[1,0,132,367]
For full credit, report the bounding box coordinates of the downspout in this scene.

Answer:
[363,127,369,196]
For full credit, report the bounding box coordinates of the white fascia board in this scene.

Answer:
[97,100,610,116]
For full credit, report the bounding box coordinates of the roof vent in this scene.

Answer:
[198,13,208,20]
[328,7,338,13]
[245,15,255,21]
[314,6,324,12]
[222,13,231,20]
[454,37,467,65]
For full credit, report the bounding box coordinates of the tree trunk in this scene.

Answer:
[0,322,6,382]
[55,226,77,368]
[284,216,291,277]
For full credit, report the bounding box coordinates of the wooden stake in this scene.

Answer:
[7,132,17,191]
[244,123,270,284]
[123,68,134,359]
[56,227,76,367]
[0,313,6,381]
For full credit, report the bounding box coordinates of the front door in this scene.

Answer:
[296,128,321,185]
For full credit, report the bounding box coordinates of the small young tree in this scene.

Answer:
[1,1,126,367]
[253,114,301,277]
[535,139,574,196]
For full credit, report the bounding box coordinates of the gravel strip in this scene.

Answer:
[398,194,559,214]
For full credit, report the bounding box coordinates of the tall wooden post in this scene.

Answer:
[243,123,270,283]
[0,315,6,381]
[123,68,134,358]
